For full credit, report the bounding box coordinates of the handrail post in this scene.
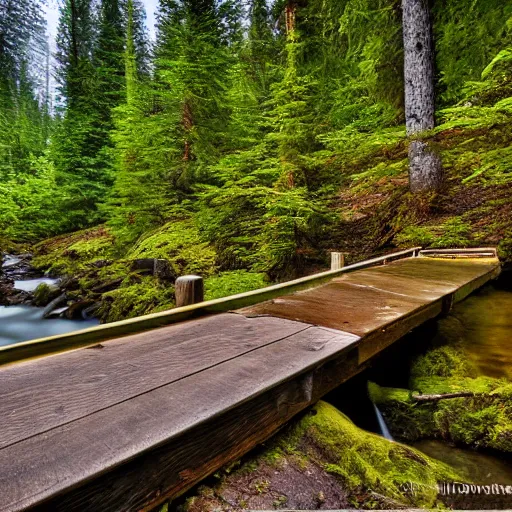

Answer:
[331,252,345,271]
[175,275,204,308]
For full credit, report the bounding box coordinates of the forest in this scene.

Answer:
[1,0,512,321]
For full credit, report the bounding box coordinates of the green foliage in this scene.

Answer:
[433,1,512,104]
[3,0,512,326]
[128,220,217,276]
[204,271,268,300]
[99,277,175,323]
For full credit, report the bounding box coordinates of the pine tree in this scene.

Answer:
[52,0,111,230]
[95,0,126,114]
[0,0,48,177]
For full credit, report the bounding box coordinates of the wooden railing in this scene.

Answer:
[0,247,422,366]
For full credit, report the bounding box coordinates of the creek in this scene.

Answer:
[0,255,99,346]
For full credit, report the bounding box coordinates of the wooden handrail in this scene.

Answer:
[0,247,421,366]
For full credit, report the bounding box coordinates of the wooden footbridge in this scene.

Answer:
[0,248,501,511]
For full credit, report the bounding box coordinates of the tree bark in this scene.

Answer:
[402,0,443,193]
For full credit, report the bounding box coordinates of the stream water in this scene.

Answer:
[406,276,512,485]
[1,256,99,346]
[0,305,98,346]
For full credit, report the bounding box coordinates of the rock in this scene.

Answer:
[33,283,61,307]
[82,302,101,320]
[92,260,112,268]
[92,278,123,294]
[45,306,69,319]
[6,291,32,306]
[0,279,14,306]
[59,276,80,290]
[130,258,175,281]
[64,301,95,320]
[42,293,68,319]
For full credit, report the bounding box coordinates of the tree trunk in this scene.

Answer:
[285,1,297,34]
[402,0,443,193]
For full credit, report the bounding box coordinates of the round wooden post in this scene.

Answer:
[175,275,204,308]
[331,252,345,271]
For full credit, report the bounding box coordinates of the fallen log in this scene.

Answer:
[412,391,476,402]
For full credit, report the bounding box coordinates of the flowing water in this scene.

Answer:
[0,305,99,346]
[373,403,394,441]
[13,277,60,292]
[1,255,99,346]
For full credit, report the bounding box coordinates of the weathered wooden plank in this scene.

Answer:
[0,314,311,449]
[240,280,427,335]
[239,259,500,336]
[368,257,498,284]
[0,327,360,512]
[357,298,444,363]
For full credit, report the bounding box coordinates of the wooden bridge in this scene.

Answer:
[0,248,501,512]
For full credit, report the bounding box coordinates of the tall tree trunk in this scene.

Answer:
[402,0,443,193]
[285,1,297,34]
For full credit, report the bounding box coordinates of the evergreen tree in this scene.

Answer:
[52,0,111,229]
[0,0,48,177]
[95,0,126,114]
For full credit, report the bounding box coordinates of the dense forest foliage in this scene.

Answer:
[1,0,511,319]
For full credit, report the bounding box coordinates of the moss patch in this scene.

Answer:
[179,402,462,512]
[128,220,217,277]
[204,271,268,301]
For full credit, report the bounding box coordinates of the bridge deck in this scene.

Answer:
[0,254,500,511]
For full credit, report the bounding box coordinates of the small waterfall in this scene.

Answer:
[373,403,394,441]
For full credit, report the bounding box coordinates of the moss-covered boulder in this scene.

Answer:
[32,282,60,307]
[178,401,462,512]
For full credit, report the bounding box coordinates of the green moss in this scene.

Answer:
[32,283,58,307]
[272,401,461,508]
[204,271,268,301]
[371,380,512,452]
[411,344,476,380]
[128,220,217,277]
[32,226,115,275]
[98,277,175,323]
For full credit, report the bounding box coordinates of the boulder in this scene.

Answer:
[64,301,96,320]
[33,283,61,307]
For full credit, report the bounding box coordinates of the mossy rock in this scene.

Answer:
[98,277,175,323]
[32,282,60,307]
[32,226,115,275]
[179,401,462,512]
